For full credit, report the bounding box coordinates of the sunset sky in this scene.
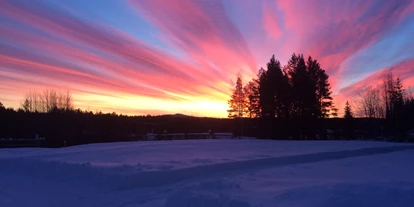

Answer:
[1,0,414,117]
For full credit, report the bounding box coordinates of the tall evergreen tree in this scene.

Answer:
[287,54,314,119]
[306,56,333,118]
[317,69,333,117]
[391,77,404,134]
[344,101,353,119]
[258,67,272,118]
[258,55,290,118]
[382,73,406,135]
[306,56,320,117]
[383,73,394,119]
[392,78,404,107]
[244,79,260,118]
[228,75,248,118]
[267,55,289,118]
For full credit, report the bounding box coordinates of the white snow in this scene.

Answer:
[1,139,413,207]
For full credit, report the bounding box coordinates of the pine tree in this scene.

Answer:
[344,101,353,119]
[228,75,248,118]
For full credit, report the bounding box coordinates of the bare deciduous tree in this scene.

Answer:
[21,89,74,113]
[63,90,74,111]
[356,87,384,118]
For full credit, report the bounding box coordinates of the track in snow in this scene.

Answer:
[117,145,414,189]
[2,145,413,191]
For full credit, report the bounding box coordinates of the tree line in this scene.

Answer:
[228,53,414,140]
[21,89,74,113]
[0,100,233,147]
[228,54,336,120]
[356,72,414,138]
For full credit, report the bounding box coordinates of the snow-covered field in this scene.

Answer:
[1,139,414,207]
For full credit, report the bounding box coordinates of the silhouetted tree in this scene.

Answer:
[258,55,290,118]
[383,73,394,119]
[63,90,74,111]
[21,89,74,113]
[357,87,383,118]
[380,73,407,136]
[286,54,331,120]
[228,75,248,118]
[389,77,405,135]
[0,101,5,111]
[343,101,354,140]
[344,101,353,119]
[226,53,337,139]
[331,105,338,118]
[287,54,309,118]
[306,56,334,118]
[258,67,271,118]
[403,97,414,134]
[22,98,30,112]
[243,79,260,118]
[392,78,404,109]
[317,69,334,117]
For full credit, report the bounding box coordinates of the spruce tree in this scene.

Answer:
[287,54,313,119]
[344,101,353,119]
[343,100,354,139]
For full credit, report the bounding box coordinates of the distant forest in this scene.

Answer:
[1,54,414,147]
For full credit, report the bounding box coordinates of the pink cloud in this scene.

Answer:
[0,1,239,116]
[333,58,414,115]
[128,0,257,79]
[1,0,413,117]
[275,0,414,91]
[262,1,283,39]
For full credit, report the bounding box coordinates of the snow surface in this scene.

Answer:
[1,139,414,207]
